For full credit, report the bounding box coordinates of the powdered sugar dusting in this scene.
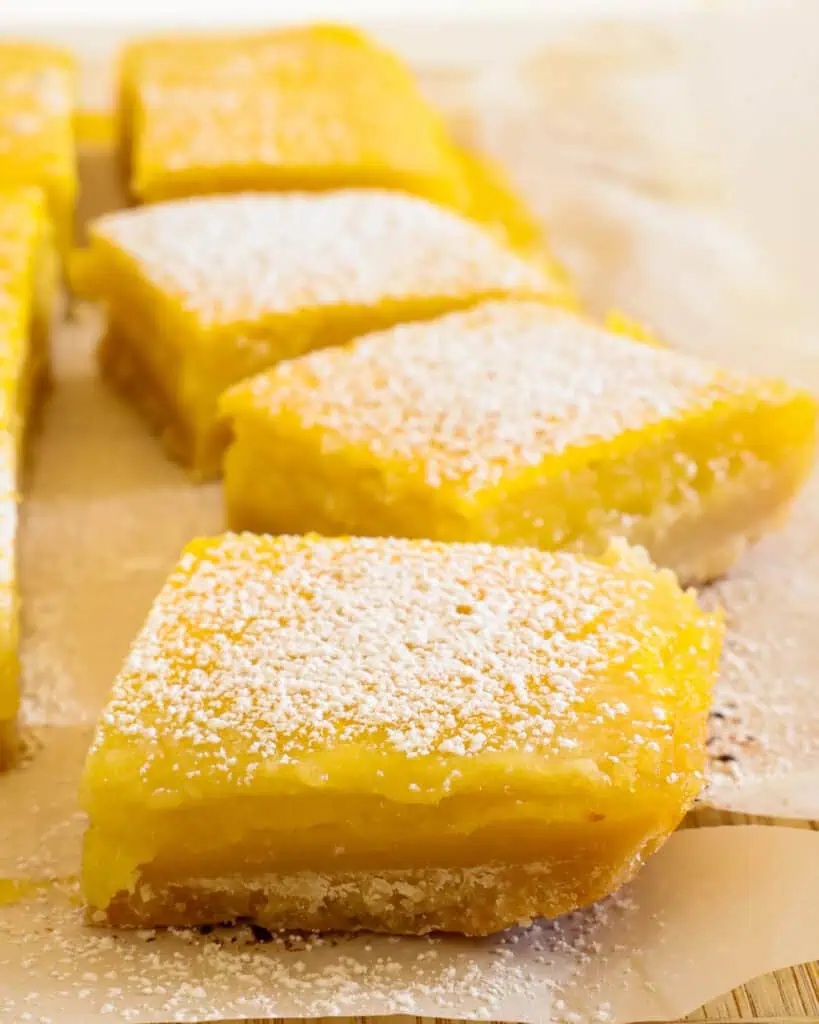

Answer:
[1,21,818,1024]
[91,191,551,328]
[86,533,709,783]
[227,299,797,489]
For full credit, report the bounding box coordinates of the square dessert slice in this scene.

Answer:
[120,25,466,208]
[81,533,720,934]
[221,299,817,584]
[118,24,568,262]
[86,190,561,479]
[0,188,57,769]
[0,43,77,255]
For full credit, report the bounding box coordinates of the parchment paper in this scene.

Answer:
[2,726,818,1022]
[1,13,818,1023]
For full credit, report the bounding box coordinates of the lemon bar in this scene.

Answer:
[222,300,817,584]
[0,188,55,768]
[87,190,558,479]
[81,533,719,934]
[120,24,467,209]
[0,43,77,255]
[119,25,565,258]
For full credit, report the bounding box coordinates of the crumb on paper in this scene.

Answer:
[0,881,636,1022]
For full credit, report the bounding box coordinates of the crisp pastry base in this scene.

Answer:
[228,451,809,588]
[629,455,811,585]
[98,325,224,481]
[226,485,786,588]
[92,844,657,935]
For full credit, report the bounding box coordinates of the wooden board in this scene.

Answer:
[685,812,819,1020]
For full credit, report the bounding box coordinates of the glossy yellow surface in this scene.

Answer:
[121,25,465,207]
[0,43,77,254]
[81,533,720,933]
[119,24,570,265]
[222,300,817,583]
[0,188,55,768]
[87,190,562,479]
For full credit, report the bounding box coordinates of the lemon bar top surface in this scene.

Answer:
[83,532,720,816]
[122,24,463,204]
[89,192,553,330]
[223,299,812,491]
[0,43,75,187]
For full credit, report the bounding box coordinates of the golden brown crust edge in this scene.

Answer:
[89,829,673,936]
[642,454,813,585]
[228,453,811,588]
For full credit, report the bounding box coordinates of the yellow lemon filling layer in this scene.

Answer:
[221,300,817,583]
[86,191,562,478]
[82,533,720,934]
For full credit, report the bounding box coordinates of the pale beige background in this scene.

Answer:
[687,3,819,330]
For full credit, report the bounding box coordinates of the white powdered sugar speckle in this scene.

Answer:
[226,298,796,490]
[86,533,705,780]
[92,191,551,328]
